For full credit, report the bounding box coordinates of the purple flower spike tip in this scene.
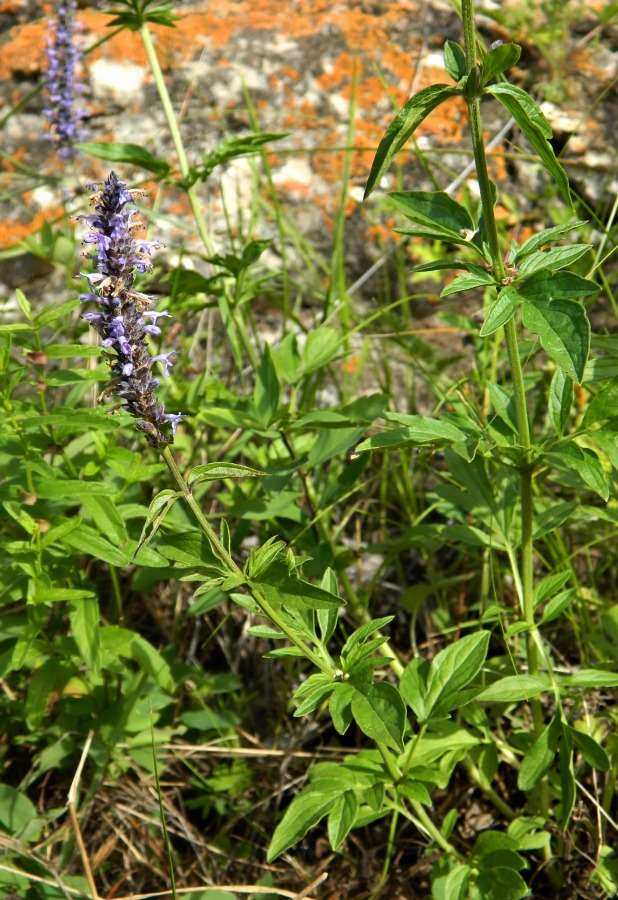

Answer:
[79,172,183,447]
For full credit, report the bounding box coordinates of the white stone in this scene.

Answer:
[90,59,146,107]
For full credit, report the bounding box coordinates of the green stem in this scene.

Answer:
[462,0,542,735]
[160,447,333,675]
[138,25,259,372]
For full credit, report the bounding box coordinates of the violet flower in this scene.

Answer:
[79,171,183,448]
[44,0,87,159]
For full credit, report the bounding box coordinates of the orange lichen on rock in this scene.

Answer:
[0,19,48,78]
[0,206,64,250]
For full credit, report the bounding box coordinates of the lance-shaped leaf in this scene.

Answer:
[364,85,458,198]
[521,297,590,383]
[390,191,476,242]
[480,286,522,336]
[486,83,572,207]
[77,141,171,177]
[513,220,588,263]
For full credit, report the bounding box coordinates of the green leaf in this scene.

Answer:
[100,626,174,691]
[475,867,529,900]
[253,345,280,427]
[356,415,465,452]
[487,83,572,206]
[423,631,490,718]
[330,682,355,734]
[364,85,457,198]
[544,443,608,500]
[0,784,37,836]
[559,728,576,830]
[532,501,577,539]
[476,674,551,702]
[517,270,599,302]
[481,42,521,84]
[560,669,618,688]
[156,532,221,569]
[350,681,405,752]
[187,462,268,489]
[518,712,561,791]
[135,489,182,556]
[267,789,334,860]
[480,286,521,336]
[340,616,395,659]
[534,570,571,605]
[444,41,467,82]
[389,191,475,240]
[548,368,574,436]
[328,790,359,849]
[517,244,591,278]
[102,0,179,29]
[539,589,576,624]
[35,479,117,500]
[432,864,472,900]
[82,495,129,545]
[77,142,171,176]
[514,220,588,262]
[400,656,429,721]
[521,297,590,383]
[69,597,101,672]
[35,298,81,327]
[568,727,610,770]
[441,269,497,297]
[582,376,618,427]
[255,561,343,611]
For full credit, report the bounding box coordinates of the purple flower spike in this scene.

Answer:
[44,0,88,159]
[79,172,183,447]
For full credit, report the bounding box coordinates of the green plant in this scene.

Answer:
[1,0,617,897]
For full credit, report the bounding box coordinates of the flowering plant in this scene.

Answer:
[80,171,182,446]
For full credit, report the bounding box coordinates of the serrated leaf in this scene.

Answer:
[514,220,587,262]
[487,83,572,206]
[517,244,591,277]
[480,286,522,336]
[350,681,405,752]
[522,297,590,383]
[364,85,457,198]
